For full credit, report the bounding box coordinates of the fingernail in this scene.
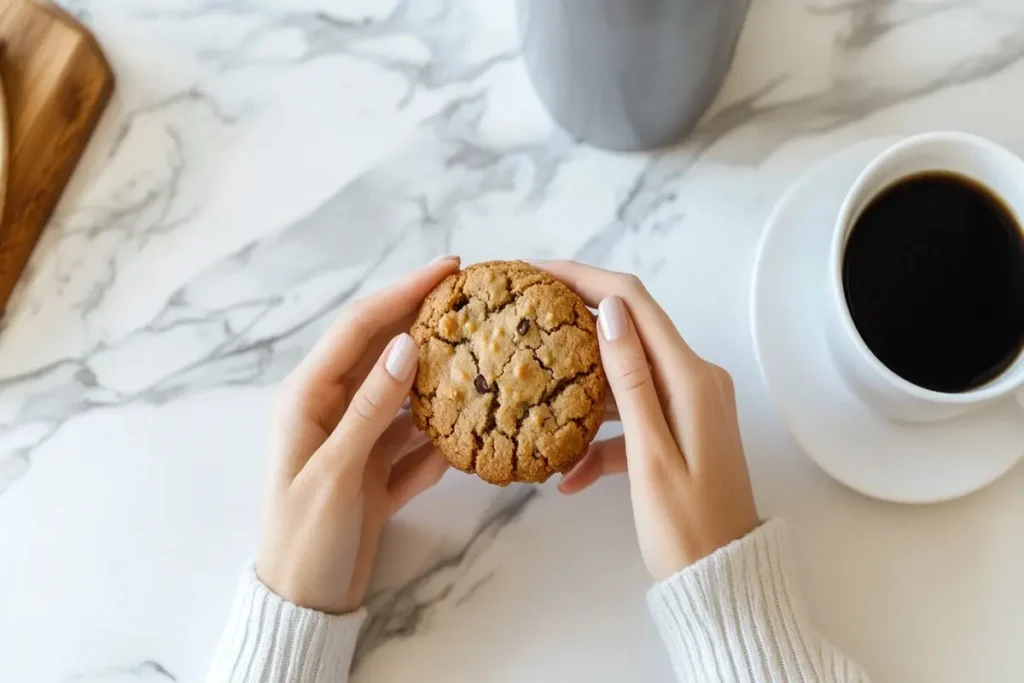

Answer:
[385,333,418,381]
[429,254,459,265]
[598,296,628,342]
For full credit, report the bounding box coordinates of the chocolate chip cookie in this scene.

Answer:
[410,261,606,486]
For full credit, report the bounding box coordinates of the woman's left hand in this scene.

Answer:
[255,256,459,614]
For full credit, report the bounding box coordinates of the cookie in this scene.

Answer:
[410,261,606,486]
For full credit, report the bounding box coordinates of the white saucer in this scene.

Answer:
[751,139,1024,504]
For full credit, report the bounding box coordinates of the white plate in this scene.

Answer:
[751,139,1024,504]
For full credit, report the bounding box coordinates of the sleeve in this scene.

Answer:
[646,519,871,683]
[206,568,366,683]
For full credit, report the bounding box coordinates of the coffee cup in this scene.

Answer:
[826,132,1024,422]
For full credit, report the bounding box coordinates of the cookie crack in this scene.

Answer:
[489,350,524,440]
[483,281,548,318]
[541,320,587,336]
[507,426,518,480]
[542,365,599,424]
[508,364,600,468]
[532,346,553,375]
[413,263,605,485]
[562,417,593,472]
[462,343,489,473]
[511,415,540,466]
[410,339,458,405]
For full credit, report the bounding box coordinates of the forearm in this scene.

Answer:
[648,520,870,683]
[207,569,365,683]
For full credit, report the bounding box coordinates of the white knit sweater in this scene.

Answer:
[207,520,869,682]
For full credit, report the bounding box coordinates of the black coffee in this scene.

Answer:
[842,172,1024,393]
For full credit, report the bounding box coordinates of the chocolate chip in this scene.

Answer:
[517,318,530,335]
[474,375,490,394]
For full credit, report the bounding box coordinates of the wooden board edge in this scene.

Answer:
[0,1,115,316]
[37,1,117,106]
[0,67,8,234]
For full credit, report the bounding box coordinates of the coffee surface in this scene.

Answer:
[843,172,1024,393]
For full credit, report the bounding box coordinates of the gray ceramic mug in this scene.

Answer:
[516,0,749,151]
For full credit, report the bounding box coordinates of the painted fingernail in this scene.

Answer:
[385,333,418,381]
[598,296,628,342]
[429,254,459,265]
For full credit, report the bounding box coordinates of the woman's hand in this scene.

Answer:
[537,261,759,581]
[256,257,459,614]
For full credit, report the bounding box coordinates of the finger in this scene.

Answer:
[387,444,449,514]
[536,260,706,447]
[294,256,460,385]
[558,436,626,495]
[309,333,420,478]
[679,363,745,479]
[271,377,344,483]
[604,393,620,422]
[370,412,431,466]
[532,260,700,368]
[596,295,680,464]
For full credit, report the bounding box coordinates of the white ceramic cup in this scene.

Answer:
[826,131,1024,422]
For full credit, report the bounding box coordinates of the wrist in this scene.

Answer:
[645,508,760,581]
[209,568,367,683]
[255,555,362,616]
[646,520,827,681]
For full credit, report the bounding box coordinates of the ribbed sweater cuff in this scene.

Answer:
[207,569,366,683]
[647,520,858,683]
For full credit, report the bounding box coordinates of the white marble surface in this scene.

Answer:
[2,1,1024,681]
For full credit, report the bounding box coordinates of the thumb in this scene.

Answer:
[596,297,677,458]
[310,333,419,479]
[387,444,449,515]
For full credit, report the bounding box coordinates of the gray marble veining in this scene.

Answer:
[4,2,1024,682]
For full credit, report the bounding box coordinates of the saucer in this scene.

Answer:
[751,138,1024,503]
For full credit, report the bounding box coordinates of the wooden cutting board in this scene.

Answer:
[0,0,114,314]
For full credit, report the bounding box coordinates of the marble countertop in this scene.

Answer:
[3,1,1024,681]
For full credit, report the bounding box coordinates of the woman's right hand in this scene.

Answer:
[534,261,760,581]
